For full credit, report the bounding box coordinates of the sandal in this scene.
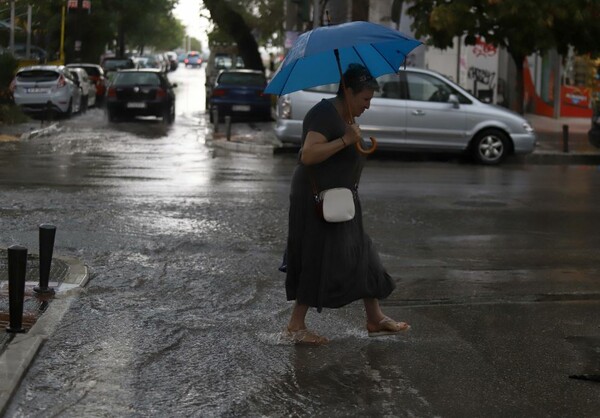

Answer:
[284,327,329,346]
[367,316,411,337]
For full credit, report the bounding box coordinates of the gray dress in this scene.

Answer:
[285,99,395,312]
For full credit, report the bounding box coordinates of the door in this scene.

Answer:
[402,71,468,151]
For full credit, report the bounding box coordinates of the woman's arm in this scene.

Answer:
[300,124,362,165]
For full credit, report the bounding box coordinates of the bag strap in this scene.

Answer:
[308,161,361,199]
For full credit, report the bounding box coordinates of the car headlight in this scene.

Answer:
[522,121,534,133]
[279,95,291,119]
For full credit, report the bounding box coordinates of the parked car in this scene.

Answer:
[65,63,106,105]
[7,44,47,61]
[274,67,537,164]
[11,65,82,117]
[208,69,271,122]
[101,57,136,82]
[67,67,96,110]
[184,51,202,68]
[105,69,177,123]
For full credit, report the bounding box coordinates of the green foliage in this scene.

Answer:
[205,0,285,47]
[0,53,18,104]
[0,104,30,124]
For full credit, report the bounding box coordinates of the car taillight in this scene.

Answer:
[156,88,167,98]
[279,95,291,119]
[107,87,117,97]
[57,75,66,88]
[211,89,226,97]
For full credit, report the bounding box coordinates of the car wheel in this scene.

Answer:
[64,100,73,118]
[81,96,88,113]
[471,129,509,165]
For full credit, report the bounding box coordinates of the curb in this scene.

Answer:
[0,255,88,416]
[517,151,600,166]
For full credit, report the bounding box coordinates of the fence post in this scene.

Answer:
[34,224,56,295]
[7,245,28,333]
[562,124,569,153]
[225,116,232,141]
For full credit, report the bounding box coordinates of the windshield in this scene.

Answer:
[16,70,59,82]
[112,72,161,86]
[218,72,265,86]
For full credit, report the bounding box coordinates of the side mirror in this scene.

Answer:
[448,94,460,109]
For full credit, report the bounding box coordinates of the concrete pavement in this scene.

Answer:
[0,251,88,416]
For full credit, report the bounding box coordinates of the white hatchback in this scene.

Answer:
[274,67,537,165]
[12,65,82,117]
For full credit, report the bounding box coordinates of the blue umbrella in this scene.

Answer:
[265,21,422,96]
[264,20,422,153]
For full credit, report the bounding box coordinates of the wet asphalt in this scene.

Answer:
[0,67,599,417]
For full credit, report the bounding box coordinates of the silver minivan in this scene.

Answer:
[274,67,536,164]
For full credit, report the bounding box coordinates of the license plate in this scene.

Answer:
[127,102,146,109]
[26,88,49,94]
[232,105,251,112]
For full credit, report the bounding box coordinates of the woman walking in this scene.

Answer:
[284,63,410,345]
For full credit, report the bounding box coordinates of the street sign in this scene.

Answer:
[67,0,91,10]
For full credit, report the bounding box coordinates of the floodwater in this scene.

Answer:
[1,67,599,417]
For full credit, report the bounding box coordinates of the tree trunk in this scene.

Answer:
[203,0,264,72]
[510,51,525,115]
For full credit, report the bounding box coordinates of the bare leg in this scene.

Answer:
[364,298,410,335]
[285,302,329,345]
[287,302,310,331]
[363,298,386,325]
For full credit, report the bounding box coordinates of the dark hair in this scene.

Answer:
[336,63,380,97]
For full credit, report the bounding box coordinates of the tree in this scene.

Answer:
[202,0,284,71]
[407,0,600,114]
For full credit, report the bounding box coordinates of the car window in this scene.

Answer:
[218,72,265,86]
[405,72,469,103]
[375,73,401,99]
[16,70,59,82]
[113,72,161,86]
[82,67,101,77]
[103,59,133,70]
[305,83,337,94]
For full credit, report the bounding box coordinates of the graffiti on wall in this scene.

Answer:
[472,36,497,57]
[468,66,496,88]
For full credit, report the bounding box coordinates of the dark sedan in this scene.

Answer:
[208,69,271,122]
[105,69,176,123]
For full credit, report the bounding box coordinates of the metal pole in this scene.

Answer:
[26,5,32,59]
[60,4,66,64]
[9,1,15,52]
[225,116,232,141]
[7,245,28,333]
[35,224,56,295]
[562,124,569,153]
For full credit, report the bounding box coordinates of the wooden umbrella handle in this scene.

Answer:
[356,137,377,154]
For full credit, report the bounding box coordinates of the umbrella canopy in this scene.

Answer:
[265,21,423,96]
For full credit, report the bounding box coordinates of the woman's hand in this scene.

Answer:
[343,124,362,145]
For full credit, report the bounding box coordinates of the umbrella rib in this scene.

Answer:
[370,44,405,73]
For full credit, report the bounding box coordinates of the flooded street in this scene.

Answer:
[1,67,599,417]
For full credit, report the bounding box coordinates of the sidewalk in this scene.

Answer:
[0,250,89,415]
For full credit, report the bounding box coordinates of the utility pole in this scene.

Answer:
[9,0,15,52]
[26,4,32,59]
[75,0,83,62]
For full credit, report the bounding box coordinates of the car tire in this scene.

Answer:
[471,129,510,165]
[81,96,88,113]
[64,100,73,119]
